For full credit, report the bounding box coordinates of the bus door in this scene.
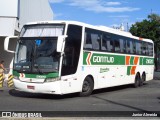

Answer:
[60,24,82,94]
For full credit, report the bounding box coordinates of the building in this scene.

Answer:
[0,0,53,72]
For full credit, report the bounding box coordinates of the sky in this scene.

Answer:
[48,0,160,30]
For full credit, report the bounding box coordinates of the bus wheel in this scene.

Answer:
[79,77,94,97]
[134,73,140,88]
[140,73,145,86]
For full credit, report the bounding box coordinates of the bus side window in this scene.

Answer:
[142,42,149,55]
[126,40,131,53]
[132,40,136,54]
[110,39,114,52]
[102,34,110,51]
[119,39,126,53]
[142,42,146,55]
[148,43,153,56]
[115,39,120,52]
[84,28,101,51]
[101,36,107,51]
[103,33,114,52]
[136,41,142,55]
[84,32,92,49]
[91,33,100,50]
[130,40,134,54]
[145,43,149,55]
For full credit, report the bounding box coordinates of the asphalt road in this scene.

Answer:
[0,79,160,117]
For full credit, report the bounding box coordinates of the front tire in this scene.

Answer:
[79,77,94,97]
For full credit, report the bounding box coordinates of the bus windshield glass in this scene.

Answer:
[14,24,65,74]
[14,37,60,74]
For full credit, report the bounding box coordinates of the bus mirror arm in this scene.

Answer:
[4,36,18,53]
[57,35,67,53]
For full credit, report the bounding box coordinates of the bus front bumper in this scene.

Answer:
[13,79,62,95]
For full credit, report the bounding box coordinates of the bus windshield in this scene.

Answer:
[13,24,65,74]
[14,37,60,74]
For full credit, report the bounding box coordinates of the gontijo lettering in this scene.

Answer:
[93,56,114,63]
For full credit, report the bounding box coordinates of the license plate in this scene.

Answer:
[27,85,35,90]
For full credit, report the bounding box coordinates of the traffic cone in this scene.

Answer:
[7,74,14,87]
[0,74,3,88]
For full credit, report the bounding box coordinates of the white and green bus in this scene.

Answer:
[4,21,154,96]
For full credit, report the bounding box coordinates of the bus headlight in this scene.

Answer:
[44,77,60,82]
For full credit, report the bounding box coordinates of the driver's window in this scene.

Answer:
[18,45,27,63]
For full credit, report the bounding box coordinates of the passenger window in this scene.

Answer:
[102,36,114,52]
[102,34,111,51]
[148,43,153,56]
[91,33,101,50]
[136,41,142,55]
[109,39,114,52]
[133,40,136,54]
[84,32,92,49]
[145,43,149,55]
[142,42,148,55]
[119,39,126,53]
[115,39,120,52]
[84,29,101,50]
[130,41,134,54]
[126,40,133,53]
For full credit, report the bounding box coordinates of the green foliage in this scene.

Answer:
[130,14,160,46]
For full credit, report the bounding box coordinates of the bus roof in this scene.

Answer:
[24,20,153,43]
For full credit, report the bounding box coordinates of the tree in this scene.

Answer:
[130,14,160,50]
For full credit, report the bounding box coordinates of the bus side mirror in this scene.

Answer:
[4,36,18,53]
[57,35,67,53]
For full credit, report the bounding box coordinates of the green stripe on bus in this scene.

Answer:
[139,57,154,65]
[140,57,143,65]
[83,51,154,66]
[143,58,154,65]
[127,66,132,75]
[130,56,134,65]
[83,52,89,65]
